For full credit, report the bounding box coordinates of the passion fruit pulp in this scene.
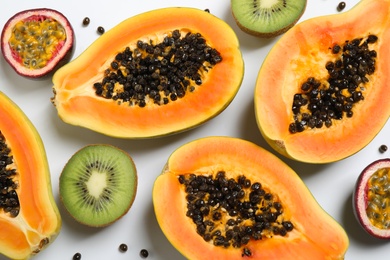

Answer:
[353,158,390,239]
[1,8,74,78]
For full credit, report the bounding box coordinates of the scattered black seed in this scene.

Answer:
[82,17,90,26]
[337,2,346,11]
[0,131,20,217]
[379,145,388,153]
[119,243,128,252]
[289,34,377,133]
[178,171,293,250]
[73,252,81,260]
[97,26,105,34]
[140,249,149,258]
[92,30,222,107]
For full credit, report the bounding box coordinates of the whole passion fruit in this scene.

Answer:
[353,158,390,239]
[1,8,74,78]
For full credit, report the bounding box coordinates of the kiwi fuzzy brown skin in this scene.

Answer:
[231,1,307,38]
[59,144,138,228]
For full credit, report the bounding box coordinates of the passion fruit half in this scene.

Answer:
[1,8,74,78]
[353,158,390,239]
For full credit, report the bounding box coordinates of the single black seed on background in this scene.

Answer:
[140,249,149,258]
[337,2,346,11]
[379,145,388,153]
[73,252,81,260]
[97,26,105,34]
[119,243,128,252]
[82,17,90,26]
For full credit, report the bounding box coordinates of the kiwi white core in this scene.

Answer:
[260,0,280,9]
[86,171,107,199]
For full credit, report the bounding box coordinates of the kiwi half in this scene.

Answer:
[231,0,307,38]
[59,144,137,227]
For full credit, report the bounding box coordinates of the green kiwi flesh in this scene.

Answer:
[231,0,307,38]
[59,144,137,227]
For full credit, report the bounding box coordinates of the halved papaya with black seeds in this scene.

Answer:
[153,136,349,259]
[255,0,390,163]
[0,91,61,259]
[51,7,244,138]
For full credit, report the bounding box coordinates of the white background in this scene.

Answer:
[1,0,389,259]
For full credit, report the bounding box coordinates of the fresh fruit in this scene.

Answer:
[59,144,137,227]
[353,158,390,239]
[0,91,61,259]
[51,7,244,138]
[1,8,74,78]
[254,0,390,163]
[231,0,307,38]
[153,136,349,259]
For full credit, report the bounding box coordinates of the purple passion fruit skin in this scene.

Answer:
[353,158,390,239]
[1,8,74,79]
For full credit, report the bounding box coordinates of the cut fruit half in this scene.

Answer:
[1,8,74,78]
[59,144,137,227]
[231,0,307,38]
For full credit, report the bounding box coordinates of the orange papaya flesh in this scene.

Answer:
[52,7,244,138]
[153,136,349,259]
[0,91,61,259]
[255,0,390,163]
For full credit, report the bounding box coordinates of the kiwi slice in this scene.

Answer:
[59,144,137,227]
[231,0,307,38]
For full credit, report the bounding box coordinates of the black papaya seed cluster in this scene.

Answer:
[0,132,20,217]
[289,34,378,133]
[93,29,222,107]
[178,171,294,257]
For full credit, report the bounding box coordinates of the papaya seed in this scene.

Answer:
[379,145,388,153]
[337,2,346,12]
[0,131,20,218]
[92,30,222,107]
[178,171,293,250]
[289,34,377,133]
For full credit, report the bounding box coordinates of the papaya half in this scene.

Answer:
[254,0,390,163]
[51,7,244,138]
[153,136,349,259]
[0,91,61,259]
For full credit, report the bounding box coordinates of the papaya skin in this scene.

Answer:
[153,136,349,259]
[0,91,61,259]
[51,7,244,138]
[254,0,390,163]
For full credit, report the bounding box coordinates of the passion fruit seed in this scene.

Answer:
[379,145,388,153]
[0,131,20,218]
[140,249,149,258]
[366,167,390,229]
[92,29,222,107]
[82,17,90,26]
[97,26,105,34]
[289,34,377,133]
[178,171,294,256]
[8,16,66,69]
[337,2,346,12]
[73,252,81,260]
